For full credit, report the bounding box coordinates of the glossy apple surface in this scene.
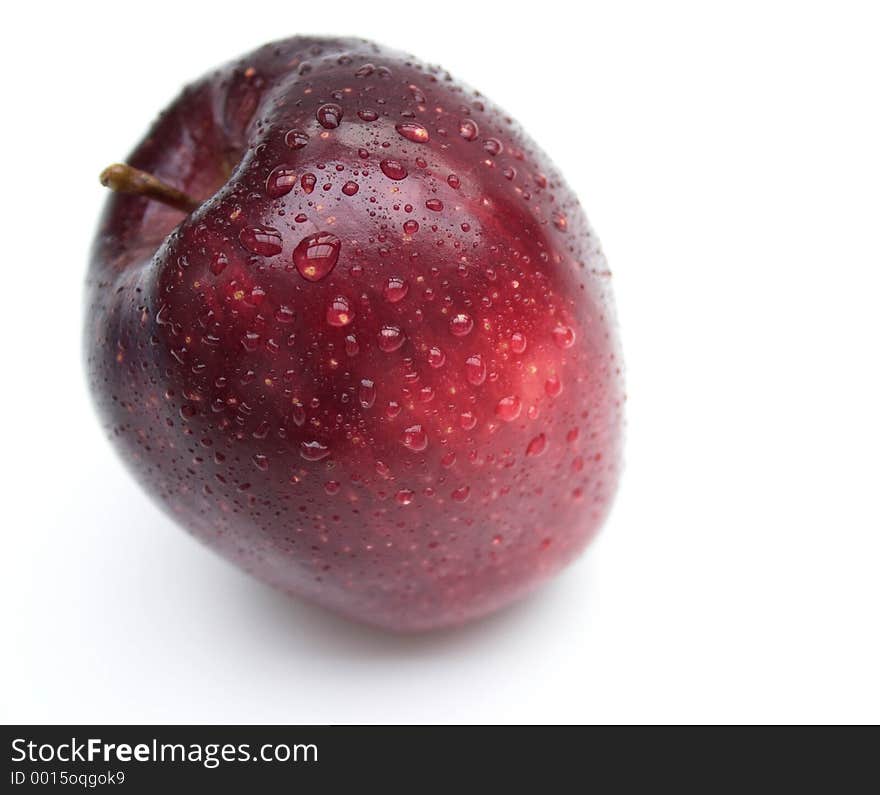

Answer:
[86,37,624,631]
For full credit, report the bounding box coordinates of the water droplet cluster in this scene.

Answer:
[85,35,623,632]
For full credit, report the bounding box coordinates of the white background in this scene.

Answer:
[2,1,878,724]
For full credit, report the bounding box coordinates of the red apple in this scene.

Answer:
[86,36,624,631]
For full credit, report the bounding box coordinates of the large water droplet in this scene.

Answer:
[241,331,260,351]
[316,103,343,129]
[395,122,429,143]
[239,226,282,257]
[526,434,547,457]
[252,453,269,471]
[383,276,409,303]
[293,232,341,281]
[447,174,461,189]
[210,252,228,276]
[396,489,415,506]
[553,325,576,349]
[401,424,428,452]
[449,312,474,336]
[380,159,408,180]
[465,354,486,386]
[301,173,317,194]
[545,374,563,397]
[274,305,295,324]
[377,325,406,352]
[427,346,446,368]
[425,198,444,212]
[510,332,527,354]
[300,440,330,461]
[483,137,503,156]
[451,485,470,502]
[326,296,354,327]
[266,166,297,198]
[342,181,359,196]
[284,129,309,149]
[495,395,522,422]
[403,219,419,235]
[358,378,376,409]
[459,119,479,141]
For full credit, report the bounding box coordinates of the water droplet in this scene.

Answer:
[386,400,401,419]
[301,173,317,194]
[552,325,576,349]
[266,166,297,198]
[345,334,360,356]
[459,410,477,430]
[383,276,409,303]
[459,118,479,141]
[451,485,470,502]
[342,180,360,196]
[427,346,446,368]
[403,219,419,235]
[447,174,461,189]
[291,403,306,426]
[316,102,343,129]
[210,252,228,276]
[396,488,415,506]
[239,225,282,257]
[377,325,406,352]
[449,312,474,336]
[241,331,261,351]
[293,232,341,281]
[510,332,527,353]
[358,378,376,409]
[425,198,444,212]
[545,375,563,397]
[401,424,428,452]
[495,395,522,422]
[358,109,379,122]
[274,305,295,323]
[355,63,375,77]
[284,129,309,149]
[252,453,269,471]
[395,122,430,143]
[441,451,456,468]
[326,296,354,327]
[483,137,503,156]
[502,166,517,181]
[526,434,547,457]
[380,159,408,180]
[465,354,486,385]
[300,440,330,461]
[324,480,340,495]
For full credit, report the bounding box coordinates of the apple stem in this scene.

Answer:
[99,163,200,213]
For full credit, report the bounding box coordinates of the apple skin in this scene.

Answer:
[86,37,624,631]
